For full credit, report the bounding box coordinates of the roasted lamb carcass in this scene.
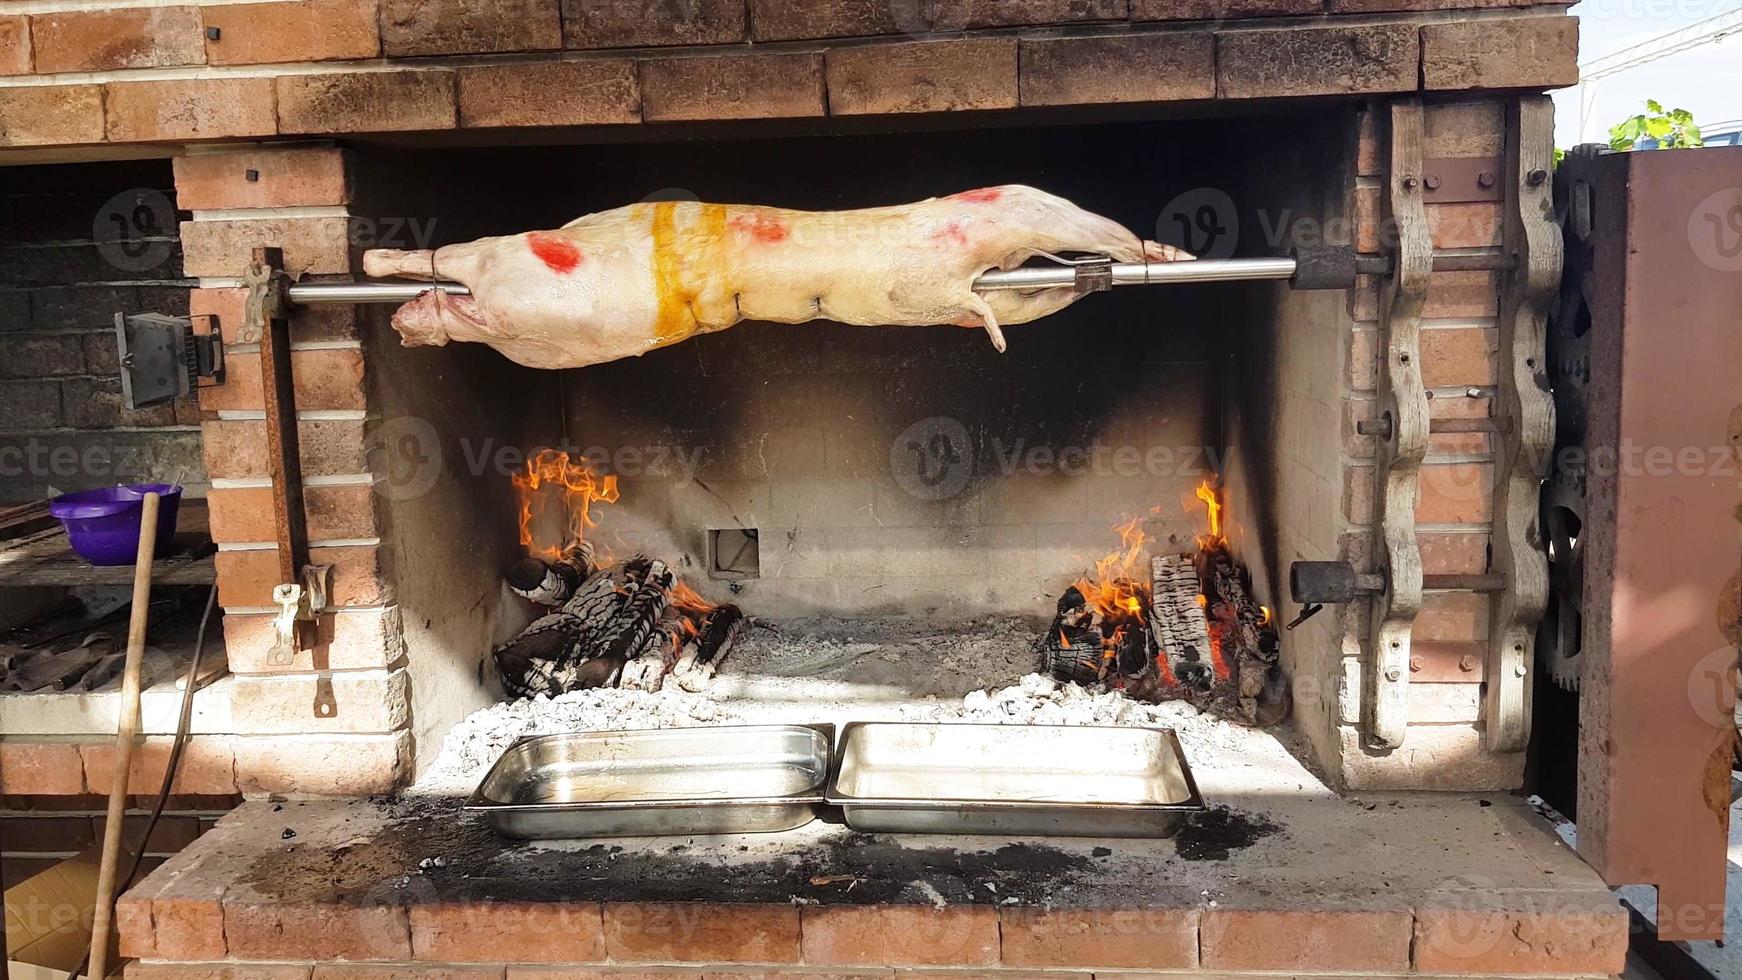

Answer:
[363,185,1190,369]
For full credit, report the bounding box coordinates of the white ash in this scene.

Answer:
[414,617,1313,796]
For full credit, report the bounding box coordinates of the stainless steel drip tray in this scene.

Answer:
[466,724,834,840]
[824,722,1205,838]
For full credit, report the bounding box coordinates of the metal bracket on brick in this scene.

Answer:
[1365,99,1433,751]
[1484,96,1561,752]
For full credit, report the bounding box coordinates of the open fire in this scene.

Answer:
[1040,482,1284,724]
[495,452,741,698]
[493,455,1281,725]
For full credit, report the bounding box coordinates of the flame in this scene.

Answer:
[1195,481,1223,548]
[512,449,620,561]
[1260,605,1273,625]
[1073,517,1151,622]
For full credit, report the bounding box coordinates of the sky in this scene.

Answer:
[1551,0,1742,147]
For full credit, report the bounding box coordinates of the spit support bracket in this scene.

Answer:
[246,246,336,719]
[1483,96,1560,753]
[1364,99,1433,751]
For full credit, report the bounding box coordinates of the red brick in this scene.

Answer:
[381,0,561,56]
[1356,109,1382,176]
[1418,462,1494,523]
[0,84,104,147]
[105,78,278,143]
[1420,326,1498,387]
[276,70,457,135]
[233,731,412,795]
[642,52,824,122]
[753,0,923,39]
[119,813,203,852]
[63,376,181,429]
[410,900,605,962]
[0,380,61,429]
[1419,530,1490,574]
[225,900,411,960]
[1416,591,1490,642]
[1355,183,1382,254]
[1020,33,1215,107]
[181,216,353,278]
[31,6,205,73]
[217,544,391,608]
[561,0,745,48]
[81,736,238,796]
[1334,0,1529,10]
[1202,907,1412,972]
[174,148,351,211]
[0,739,88,794]
[1001,905,1197,968]
[0,814,96,851]
[506,971,697,980]
[827,38,1017,115]
[1413,892,1628,975]
[127,964,310,979]
[223,607,405,673]
[603,902,800,963]
[1427,270,1501,319]
[191,287,360,346]
[199,348,368,414]
[801,905,998,967]
[1348,327,1377,389]
[1425,100,1506,157]
[226,670,410,734]
[153,894,230,959]
[1344,462,1375,524]
[1422,16,1579,91]
[1136,0,1319,16]
[1431,202,1502,249]
[1217,24,1418,99]
[0,334,82,377]
[314,968,503,980]
[203,0,381,65]
[115,892,156,957]
[458,60,640,128]
[0,16,30,76]
[201,417,373,480]
[207,483,381,545]
[936,0,1126,29]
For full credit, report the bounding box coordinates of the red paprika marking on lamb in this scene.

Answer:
[729,212,789,244]
[931,222,969,248]
[528,232,583,274]
[953,187,1003,203]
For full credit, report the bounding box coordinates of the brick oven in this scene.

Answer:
[8,1,1728,977]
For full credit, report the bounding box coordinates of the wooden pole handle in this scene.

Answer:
[88,491,161,980]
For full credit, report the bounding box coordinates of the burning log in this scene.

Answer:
[673,603,743,693]
[1150,554,1216,693]
[1196,541,1285,724]
[506,541,596,606]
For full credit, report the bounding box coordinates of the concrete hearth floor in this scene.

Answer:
[121,789,1630,977]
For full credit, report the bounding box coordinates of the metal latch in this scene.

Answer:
[266,564,332,667]
[1073,257,1114,294]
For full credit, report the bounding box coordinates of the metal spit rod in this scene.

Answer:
[283,256,1303,305]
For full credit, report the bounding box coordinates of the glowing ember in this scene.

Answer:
[512,449,620,561]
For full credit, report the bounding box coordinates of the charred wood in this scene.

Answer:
[507,542,596,606]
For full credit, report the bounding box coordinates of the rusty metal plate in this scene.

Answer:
[1422,156,1504,203]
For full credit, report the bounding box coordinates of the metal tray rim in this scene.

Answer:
[821,721,1206,813]
[463,722,837,814]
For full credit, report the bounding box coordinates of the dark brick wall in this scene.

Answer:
[0,159,205,504]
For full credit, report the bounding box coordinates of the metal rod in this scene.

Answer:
[287,280,470,303]
[283,256,1304,305]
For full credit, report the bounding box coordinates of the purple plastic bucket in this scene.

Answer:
[47,484,183,566]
